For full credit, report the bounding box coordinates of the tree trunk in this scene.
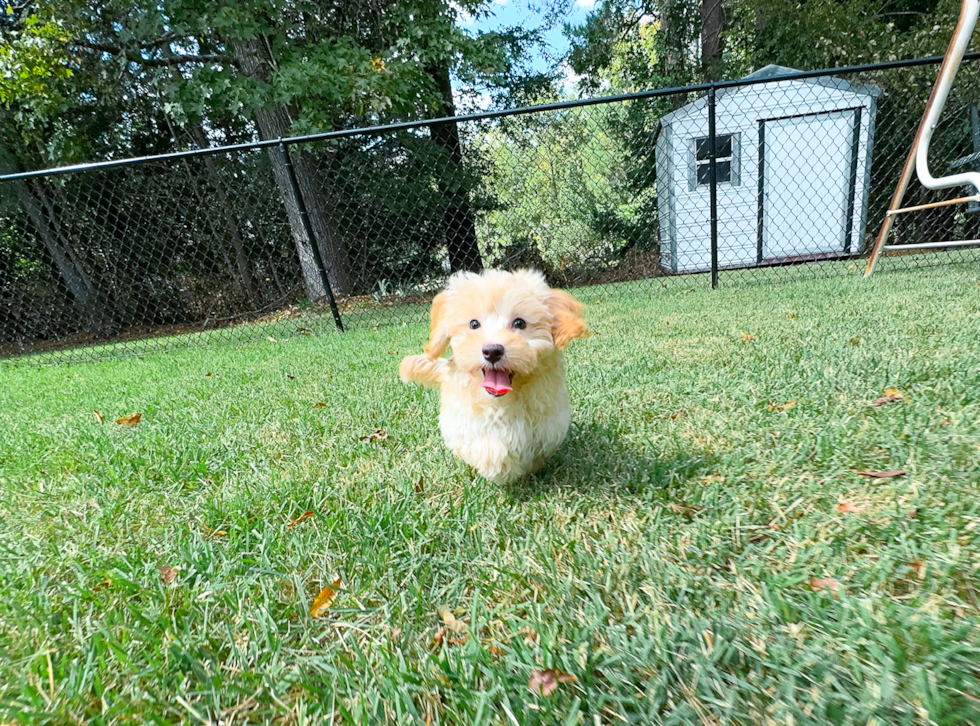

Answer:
[229,36,355,297]
[426,63,484,274]
[701,0,725,81]
[187,124,262,305]
[13,179,93,304]
[700,0,725,81]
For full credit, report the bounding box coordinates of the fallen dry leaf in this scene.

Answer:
[809,577,841,597]
[528,668,578,697]
[310,577,343,618]
[667,502,703,517]
[768,401,797,412]
[740,331,756,342]
[874,388,904,407]
[202,526,228,538]
[92,578,111,593]
[520,626,540,645]
[858,469,906,478]
[437,607,469,634]
[414,477,425,494]
[432,628,446,652]
[907,508,919,519]
[835,499,862,514]
[287,511,315,529]
[939,418,950,426]
[909,559,926,578]
[359,428,388,442]
[116,413,142,426]
[205,372,213,377]
[158,565,178,584]
[94,410,105,425]
[849,336,860,346]
[314,402,326,409]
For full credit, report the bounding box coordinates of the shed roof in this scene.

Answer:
[660,64,883,125]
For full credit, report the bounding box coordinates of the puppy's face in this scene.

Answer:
[424,269,587,397]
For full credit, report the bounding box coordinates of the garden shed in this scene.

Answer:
[656,65,882,272]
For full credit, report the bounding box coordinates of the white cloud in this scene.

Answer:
[574,0,597,10]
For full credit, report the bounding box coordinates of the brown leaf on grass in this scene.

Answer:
[667,502,703,517]
[520,627,540,645]
[858,469,906,479]
[809,577,841,597]
[310,577,343,618]
[768,401,797,412]
[528,668,578,697]
[835,499,862,514]
[437,607,469,634]
[202,526,228,538]
[287,511,315,529]
[359,428,388,442]
[116,413,141,426]
[158,565,178,584]
[740,331,756,342]
[907,508,919,519]
[909,559,926,579]
[414,477,425,494]
[314,402,326,409]
[432,628,446,652]
[939,418,950,426]
[874,388,905,407]
[94,410,105,425]
[849,336,860,346]
[205,372,213,377]
[92,578,111,593]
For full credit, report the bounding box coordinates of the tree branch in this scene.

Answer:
[71,39,230,66]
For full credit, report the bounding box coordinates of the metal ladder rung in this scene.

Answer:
[882,239,980,250]
[885,194,980,216]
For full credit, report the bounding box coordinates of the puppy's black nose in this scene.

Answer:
[482,344,505,364]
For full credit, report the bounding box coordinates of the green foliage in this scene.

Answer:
[479,103,652,272]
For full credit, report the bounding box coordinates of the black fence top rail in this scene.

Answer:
[1,52,976,183]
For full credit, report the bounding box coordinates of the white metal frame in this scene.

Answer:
[865,0,980,276]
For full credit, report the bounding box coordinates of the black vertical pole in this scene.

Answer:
[707,85,719,290]
[278,140,345,332]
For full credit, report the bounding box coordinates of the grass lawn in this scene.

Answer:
[1,264,979,725]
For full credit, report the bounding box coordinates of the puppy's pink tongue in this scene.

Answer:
[481,368,513,396]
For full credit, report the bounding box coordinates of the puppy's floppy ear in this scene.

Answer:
[548,289,588,349]
[424,290,453,359]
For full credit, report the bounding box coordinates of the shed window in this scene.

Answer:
[690,133,740,189]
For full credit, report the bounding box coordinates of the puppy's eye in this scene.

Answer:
[512,318,527,330]
[469,319,481,330]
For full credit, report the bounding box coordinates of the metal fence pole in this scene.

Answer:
[278,140,345,332]
[707,84,720,290]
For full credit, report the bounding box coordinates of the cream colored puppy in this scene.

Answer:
[400,269,588,484]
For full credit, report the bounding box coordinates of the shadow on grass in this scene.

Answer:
[503,421,720,502]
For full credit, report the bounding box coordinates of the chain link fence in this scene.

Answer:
[2,55,980,364]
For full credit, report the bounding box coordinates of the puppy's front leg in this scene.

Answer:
[399,354,448,388]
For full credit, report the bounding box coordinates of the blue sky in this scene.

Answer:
[456,0,599,75]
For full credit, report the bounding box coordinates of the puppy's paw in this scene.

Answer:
[400,354,446,387]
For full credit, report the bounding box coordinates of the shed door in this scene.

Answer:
[760,109,859,259]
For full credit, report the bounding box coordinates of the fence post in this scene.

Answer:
[278,140,345,332]
[707,84,720,290]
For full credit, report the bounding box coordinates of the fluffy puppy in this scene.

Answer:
[400,268,588,484]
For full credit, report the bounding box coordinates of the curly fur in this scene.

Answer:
[399,269,588,484]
